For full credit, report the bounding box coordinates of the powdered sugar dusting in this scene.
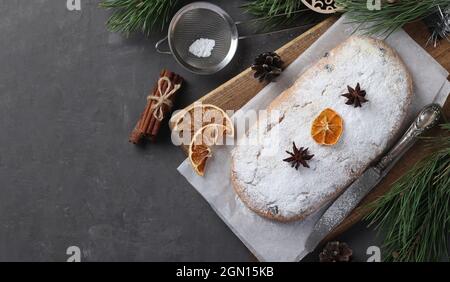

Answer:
[231,36,412,221]
[189,38,215,58]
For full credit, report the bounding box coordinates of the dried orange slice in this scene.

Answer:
[311,108,343,146]
[172,103,234,139]
[188,124,227,176]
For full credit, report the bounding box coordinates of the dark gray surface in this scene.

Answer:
[0,0,382,261]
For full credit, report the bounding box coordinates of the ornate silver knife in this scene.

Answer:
[303,104,443,256]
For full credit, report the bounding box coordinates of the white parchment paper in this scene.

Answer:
[177,16,450,262]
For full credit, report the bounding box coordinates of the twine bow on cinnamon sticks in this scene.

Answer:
[129,69,183,144]
[147,77,181,121]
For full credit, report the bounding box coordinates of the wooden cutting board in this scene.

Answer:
[172,16,450,245]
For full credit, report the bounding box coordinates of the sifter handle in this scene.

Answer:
[155,36,172,55]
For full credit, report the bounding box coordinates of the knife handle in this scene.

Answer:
[376,104,442,173]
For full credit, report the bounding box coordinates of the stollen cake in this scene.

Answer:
[231,36,412,222]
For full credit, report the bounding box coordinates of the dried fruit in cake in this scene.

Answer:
[172,103,234,140]
[311,108,343,146]
[189,124,227,176]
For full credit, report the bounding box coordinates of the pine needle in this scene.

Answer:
[366,123,450,262]
[99,0,178,35]
[336,0,450,37]
[242,0,321,30]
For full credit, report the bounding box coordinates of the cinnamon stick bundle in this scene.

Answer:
[129,69,183,144]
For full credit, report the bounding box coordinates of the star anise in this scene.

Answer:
[341,83,368,108]
[283,142,314,170]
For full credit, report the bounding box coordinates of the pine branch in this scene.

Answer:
[366,123,450,262]
[336,0,450,36]
[99,0,179,35]
[242,0,320,30]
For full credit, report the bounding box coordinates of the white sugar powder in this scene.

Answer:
[189,38,215,58]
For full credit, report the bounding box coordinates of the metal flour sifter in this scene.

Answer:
[155,2,238,75]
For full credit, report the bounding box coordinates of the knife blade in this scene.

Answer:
[304,168,381,254]
[302,104,443,258]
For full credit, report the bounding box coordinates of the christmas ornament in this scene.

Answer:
[301,0,337,14]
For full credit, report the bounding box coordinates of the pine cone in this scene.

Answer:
[319,241,353,262]
[251,52,284,82]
